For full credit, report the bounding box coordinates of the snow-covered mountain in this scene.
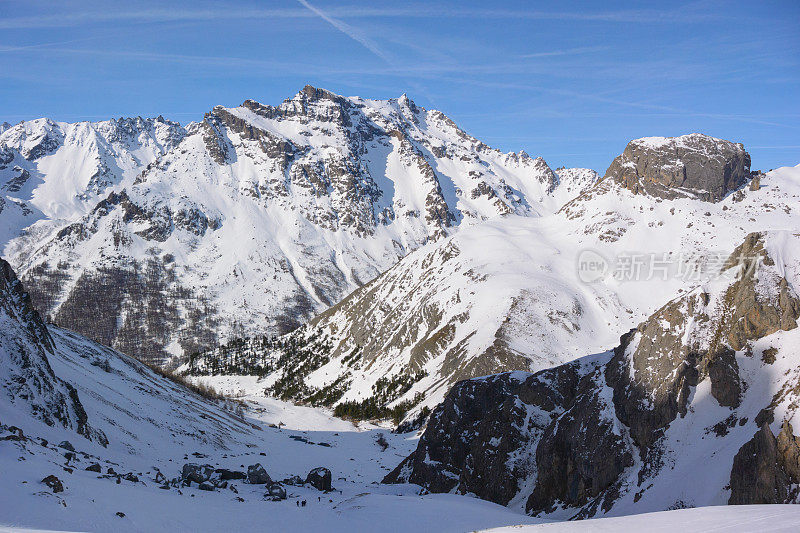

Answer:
[187,141,799,419]
[386,230,800,517]
[0,116,185,244]
[2,86,594,363]
[3,111,800,530]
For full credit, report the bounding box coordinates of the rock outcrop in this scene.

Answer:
[604,133,751,202]
[729,420,800,505]
[247,463,272,485]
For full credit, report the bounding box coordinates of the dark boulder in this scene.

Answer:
[198,481,215,491]
[305,467,332,491]
[58,440,75,452]
[42,475,64,493]
[181,463,214,484]
[267,483,287,500]
[86,463,102,473]
[215,468,246,481]
[247,463,272,485]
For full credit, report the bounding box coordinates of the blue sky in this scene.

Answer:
[1,0,798,172]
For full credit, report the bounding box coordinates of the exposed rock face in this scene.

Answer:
[385,372,545,503]
[728,422,800,504]
[777,421,800,482]
[604,134,751,202]
[385,364,589,505]
[0,258,105,444]
[527,367,633,515]
[386,231,800,518]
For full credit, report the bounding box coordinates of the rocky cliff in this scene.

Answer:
[0,258,105,444]
[385,231,800,518]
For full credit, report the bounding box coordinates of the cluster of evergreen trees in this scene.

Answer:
[333,372,428,424]
[187,332,330,377]
[186,330,430,425]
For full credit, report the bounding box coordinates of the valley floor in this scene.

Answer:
[0,369,540,533]
[2,370,799,532]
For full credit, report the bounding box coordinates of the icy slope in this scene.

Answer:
[0,326,544,533]
[3,86,592,363]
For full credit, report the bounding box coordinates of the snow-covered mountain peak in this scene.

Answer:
[3,87,596,364]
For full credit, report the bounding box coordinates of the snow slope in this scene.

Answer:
[481,505,800,532]
[0,261,544,532]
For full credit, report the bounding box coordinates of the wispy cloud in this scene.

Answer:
[422,74,800,130]
[296,0,390,63]
[0,4,731,30]
[519,46,609,59]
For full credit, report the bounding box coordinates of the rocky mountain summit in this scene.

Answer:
[2,86,590,364]
[603,133,751,202]
[385,231,800,517]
